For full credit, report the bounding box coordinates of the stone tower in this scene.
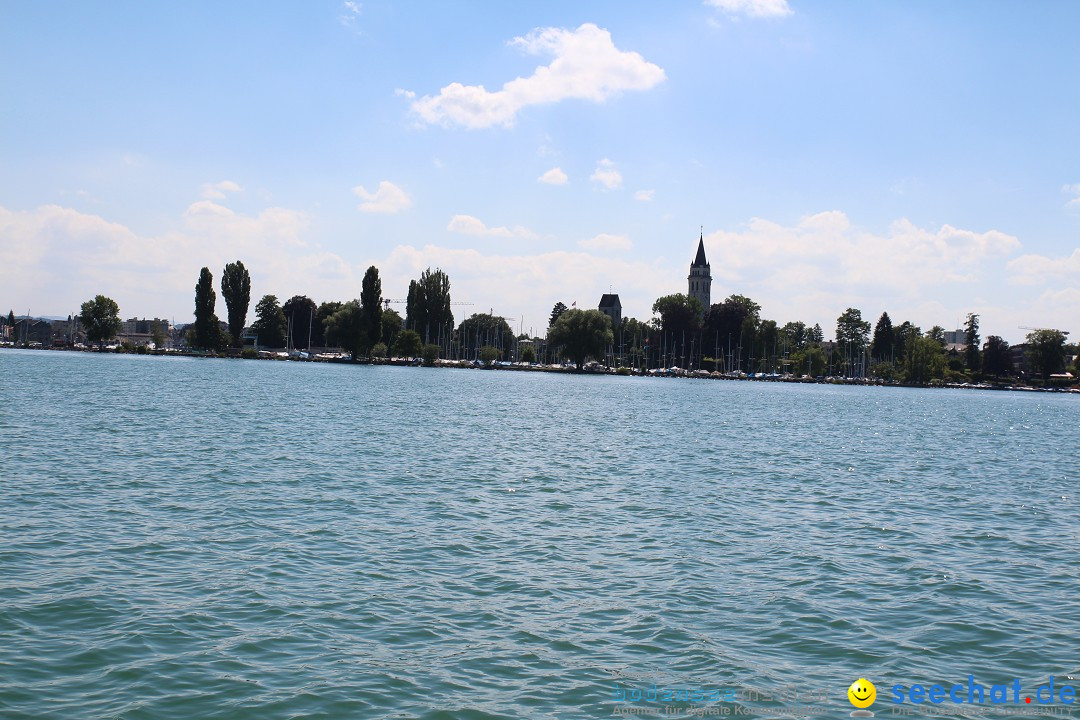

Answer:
[687,232,712,310]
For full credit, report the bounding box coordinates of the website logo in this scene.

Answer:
[850,678,877,716]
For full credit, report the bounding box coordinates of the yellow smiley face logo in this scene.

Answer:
[848,678,876,709]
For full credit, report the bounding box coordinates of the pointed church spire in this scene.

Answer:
[693,231,708,267]
[688,229,713,310]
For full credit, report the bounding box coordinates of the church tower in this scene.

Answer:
[688,231,712,310]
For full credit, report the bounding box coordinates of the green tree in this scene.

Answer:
[458,313,514,360]
[150,320,166,349]
[405,267,453,344]
[619,317,656,366]
[779,321,808,352]
[791,344,825,377]
[479,345,500,366]
[314,301,343,347]
[5,309,15,343]
[283,295,317,350]
[654,294,704,335]
[252,294,287,348]
[220,261,251,348]
[808,323,824,344]
[193,267,222,350]
[520,344,537,363]
[324,300,364,361]
[982,335,1012,377]
[371,342,388,359]
[904,335,946,384]
[359,266,383,356]
[549,301,568,327]
[653,294,705,366]
[381,308,403,348]
[893,321,920,362]
[964,313,981,371]
[1026,329,1067,382]
[835,308,871,376]
[927,325,947,346]
[757,319,779,372]
[705,294,760,339]
[421,343,440,366]
[394,329,422,359]
[870,312,894,363]
[79,295,122,348]
[547,309,614,370]
[869,362,897,381]
[704,294,761,369]
[836,308,871,354]
[405,281,420,333]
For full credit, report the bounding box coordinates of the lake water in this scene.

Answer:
[1,349,1078,719]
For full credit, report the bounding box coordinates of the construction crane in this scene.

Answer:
[382,299,475,309]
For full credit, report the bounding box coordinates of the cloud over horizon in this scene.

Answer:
[1,199,1066,343]
[702,211,1027,338]
[0,201,356,323]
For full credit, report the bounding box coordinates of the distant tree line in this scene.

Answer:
[57,264,1074,386]
[540,293,1074,384]
[161,262,451,362]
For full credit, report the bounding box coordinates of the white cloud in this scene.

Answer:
[339,1,361,30]
[699,211,1025,337]
[591,158,623,190]
[538,167,568,185]
[634,189,655,202]
[705,0,793,18]
[353,181,411,213]
[200,180,243,200]
[5,196,1061,346]
[380,243,669,335]
[0,201,361,323]
[1007,248,1080,285]
[1063,183,1080,207]
[447,214,536,239]
[580,233,632,251]
[186,200,235,218]
[409,23,665,129]
[707,212,1019,284]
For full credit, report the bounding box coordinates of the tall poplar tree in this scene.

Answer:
[964,313,981,371]
[193,267,221,350]
[405,267,453,344]
[359,265,383,355]
[221,261,251,348]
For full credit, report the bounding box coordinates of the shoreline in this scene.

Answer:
[4,344,1077,395]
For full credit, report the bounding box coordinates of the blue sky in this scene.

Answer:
[2,0,1077,341]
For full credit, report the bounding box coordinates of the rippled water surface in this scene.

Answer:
[2,349,1078,719]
